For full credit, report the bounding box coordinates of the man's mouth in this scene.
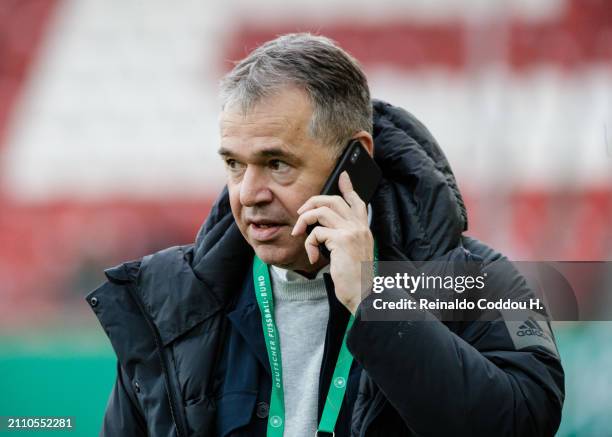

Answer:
[248,221,285,241]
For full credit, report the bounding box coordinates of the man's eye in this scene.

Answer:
[225,159,243,171]
[269,159,289,171]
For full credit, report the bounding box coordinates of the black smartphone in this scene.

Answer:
[306,139,382,258]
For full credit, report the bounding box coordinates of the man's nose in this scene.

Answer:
[239,166,273,206]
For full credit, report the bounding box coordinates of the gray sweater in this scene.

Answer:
[269,264,330,437]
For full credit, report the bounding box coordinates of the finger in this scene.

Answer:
[291,206,344,236]
[304,226,334,264]
[338,171,366,213]
[338,170,353,192]
[297,194,351,218]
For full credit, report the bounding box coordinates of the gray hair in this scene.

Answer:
[220,33,372,151]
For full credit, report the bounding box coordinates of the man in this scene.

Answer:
[87,33,564,436]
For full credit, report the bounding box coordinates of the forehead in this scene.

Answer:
[219,87,314,148]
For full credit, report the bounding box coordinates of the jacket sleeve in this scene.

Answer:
[100,361,148,437]
[346,265,565,436]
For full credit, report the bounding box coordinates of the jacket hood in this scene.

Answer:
[368,100,467,261]
[190,99,468,292]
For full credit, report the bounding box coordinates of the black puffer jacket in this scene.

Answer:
[87,100,564,436]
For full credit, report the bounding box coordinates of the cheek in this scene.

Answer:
[276,192,307,221]
[290,181,320,211]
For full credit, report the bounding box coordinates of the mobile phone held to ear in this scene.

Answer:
[306,139,382,258]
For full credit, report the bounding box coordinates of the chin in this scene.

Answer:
[253,244,300,268]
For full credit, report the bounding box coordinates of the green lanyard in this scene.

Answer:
[252,243,378,436]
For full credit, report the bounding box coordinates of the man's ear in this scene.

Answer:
[352,131,374,157]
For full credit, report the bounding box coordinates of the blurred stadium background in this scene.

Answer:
[0,0,611,435]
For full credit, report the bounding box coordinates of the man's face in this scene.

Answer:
[218,87,337,271]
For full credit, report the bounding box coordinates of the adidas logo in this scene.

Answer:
[516,317,551,343]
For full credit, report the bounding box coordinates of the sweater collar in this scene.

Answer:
[270,263,331,283]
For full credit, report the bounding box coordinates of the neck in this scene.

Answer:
[274,254,329,279]
[293,269,319,279]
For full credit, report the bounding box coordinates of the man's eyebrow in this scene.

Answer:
[217,146,299,160]
[217,147,234,157]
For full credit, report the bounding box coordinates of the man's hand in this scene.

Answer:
[291,171,374,314]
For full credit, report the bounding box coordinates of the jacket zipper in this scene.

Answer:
[127,282,187,437]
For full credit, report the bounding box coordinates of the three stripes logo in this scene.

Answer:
[516,317,552,343]
[502,310,558,356]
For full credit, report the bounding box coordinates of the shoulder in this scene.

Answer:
[460,235,535,303]
[460,235,505,265]
[86,244,194,316]
[85,244,204,356]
